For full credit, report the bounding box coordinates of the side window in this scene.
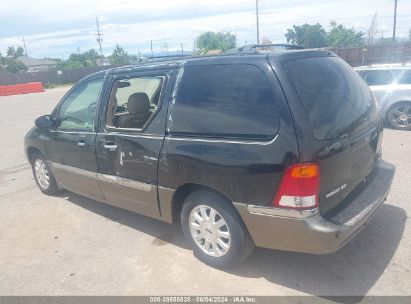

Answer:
[106,76,164,129]
[362,70,393,86]
[396,70,411,84]
[57,78,103,131]
[170,64,279,138]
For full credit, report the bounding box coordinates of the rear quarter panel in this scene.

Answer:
[158,57,299,206]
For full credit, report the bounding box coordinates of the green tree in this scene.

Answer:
[3,57,27,73]
[6,46,24,58]
[108,44,135,65]
[0,52,5,73]
[6,46,15,57]
[16,46,25,57]
[195,31,237,54]
[327,21,364,48]
[58,48,101,69]
[285,23,328,48]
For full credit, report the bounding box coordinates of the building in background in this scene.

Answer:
[16,56,57,72]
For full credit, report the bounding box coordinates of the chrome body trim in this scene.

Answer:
[246,204,318,219]
[49,161,97,179]
[49,161,152,191]
[102,131,164,140]
[97,173,152,191]
[157,186,176,223]
[166,134,278,145]
[49,130,95,134]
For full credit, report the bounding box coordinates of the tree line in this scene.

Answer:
[0,44,136,73]
[196,21,411,54]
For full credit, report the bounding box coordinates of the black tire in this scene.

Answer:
[31,152,59,195]
[181,190,254,268]
[386,101,411,130]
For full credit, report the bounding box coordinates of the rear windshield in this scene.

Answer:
[285,57,375,140]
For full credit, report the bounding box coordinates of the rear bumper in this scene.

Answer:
[234,160,396,254]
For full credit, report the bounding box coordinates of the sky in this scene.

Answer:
[0,0,410,59]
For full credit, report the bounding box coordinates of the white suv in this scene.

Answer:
[355,64,411,130]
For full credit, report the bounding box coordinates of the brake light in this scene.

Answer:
[272,163,320,210]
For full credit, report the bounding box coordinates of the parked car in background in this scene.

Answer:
[25,50,395,268]
[355,64,411,130]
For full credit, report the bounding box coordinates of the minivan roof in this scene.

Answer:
[83,49,337,80]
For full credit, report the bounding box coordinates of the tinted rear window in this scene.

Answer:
[169,64,279,138]
[285,57,375,140]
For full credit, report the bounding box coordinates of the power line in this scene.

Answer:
[95,17,104,58]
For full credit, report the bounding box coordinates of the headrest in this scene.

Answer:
[127,93,150,114]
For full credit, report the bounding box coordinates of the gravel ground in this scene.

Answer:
[0,88,410,296]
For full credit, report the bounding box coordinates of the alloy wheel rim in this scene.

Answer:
[390,104,411,128]
[189,205,231,257]
[34,159,50,190]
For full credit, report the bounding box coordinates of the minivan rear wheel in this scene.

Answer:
[181,190,254,268]
[386,102,411,130]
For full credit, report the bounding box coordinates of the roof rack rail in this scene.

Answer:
[146,54,192,61]
[225,43,304,54]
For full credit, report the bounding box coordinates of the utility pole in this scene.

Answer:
[150,40,153,58]
[392,0,398,62]
[181,42,184,56]
[77,47,80,57]
[392,0,398,44]
[95,17,104,58]
[22,37,28,57]
[255,0,260,44]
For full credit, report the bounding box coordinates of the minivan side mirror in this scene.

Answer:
[35,115,54,128]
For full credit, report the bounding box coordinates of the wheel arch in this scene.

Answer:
[170,183,238,224]
[27,146,43,164]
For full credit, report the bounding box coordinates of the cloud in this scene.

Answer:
[0,0,410,58]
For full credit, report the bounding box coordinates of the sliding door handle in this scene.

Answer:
[103,142,118,151]
[77,139,86,147]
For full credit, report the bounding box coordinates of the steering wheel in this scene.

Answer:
[61,116,84,124]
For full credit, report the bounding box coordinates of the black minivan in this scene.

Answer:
[25,50,395,267]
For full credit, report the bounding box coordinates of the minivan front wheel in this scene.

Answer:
[386,102,411,130]
[31,153,59,195]
[181,190,254,268]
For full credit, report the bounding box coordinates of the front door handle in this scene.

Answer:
[103,142,118,151]
[78,139,86,147]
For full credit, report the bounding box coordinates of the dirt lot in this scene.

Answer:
[0,88,410,296]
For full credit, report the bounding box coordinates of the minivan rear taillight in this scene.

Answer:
[272,163,320,210]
